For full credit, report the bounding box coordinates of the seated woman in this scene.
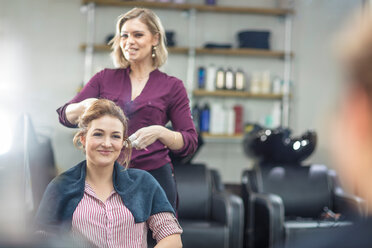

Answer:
[35,99,182,247]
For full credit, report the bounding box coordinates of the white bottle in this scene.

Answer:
[226,107,236,135]
[272,77,282,94]
[235,69,246,91]
[261,70,271,94]
[210,103,225,134]
[215,68,225,90]
[250,71,261,94]
[225,68,234,90]
[206,64,216,92]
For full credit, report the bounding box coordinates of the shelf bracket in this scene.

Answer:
[82,2,96,85]
[186,8,197,98]
[282,12,293,127]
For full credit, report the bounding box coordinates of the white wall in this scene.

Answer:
[291,0,362,167]
[0,0,363,182]
[0,0,87,169]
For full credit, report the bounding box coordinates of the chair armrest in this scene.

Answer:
[252,192,285,248]
[333,188,366,219]
[210,169,225,192]
[211,191,244,248]
[328,169,366,219]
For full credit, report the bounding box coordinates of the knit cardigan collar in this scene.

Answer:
[35,160,174,233]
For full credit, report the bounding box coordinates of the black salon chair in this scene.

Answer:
[174,163,244,248]
[0,114,57,231]
[241,127,366,248]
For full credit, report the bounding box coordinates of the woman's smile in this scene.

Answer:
[97,149,113,156]
[82,115,125,168]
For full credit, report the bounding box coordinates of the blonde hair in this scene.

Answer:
[73,99,132,168]
[109,8,168,68]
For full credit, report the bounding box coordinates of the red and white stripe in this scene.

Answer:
[71,182,182,248]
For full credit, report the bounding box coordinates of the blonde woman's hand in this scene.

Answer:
[65,98,98,125]
[129,126,183,151]
[81,98,98,112]
[129,125,163,150]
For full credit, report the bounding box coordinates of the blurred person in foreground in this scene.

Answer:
[289,6,372,248]
[36,99,182,247]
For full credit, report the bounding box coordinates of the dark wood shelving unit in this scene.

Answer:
[79,44,291,59]
[80,0,294,128]
[81,0,293,16]
[79,44,189,54]
[193,89,284,99]
[201,133,243,139]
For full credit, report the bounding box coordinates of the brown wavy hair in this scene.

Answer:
[73,99,132,168]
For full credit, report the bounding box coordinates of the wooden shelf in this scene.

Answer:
[80,44,291,58]
[202,133,243,139]
[81,0,293,16]
[193,89,283,99]
[79,44,189,54]
[193,5,292,15]
[201,133,244,142]
[196,48,291,58]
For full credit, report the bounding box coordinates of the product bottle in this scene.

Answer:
[272,76,282,94]
[215,68,225,90]
[210,103,225,134]
[206,64,216,92]
[200,103,210,133]
[250,71,261,94]
[261,70,271,94]
[226,106,236,135]
[197,66,206,89]
[233,105,243,134]
[225,68,234,90]
[191,103,201,132]
[235,69,246,91]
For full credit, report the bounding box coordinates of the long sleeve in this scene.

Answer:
[147,212,183,243]
[56,70,103,127]
[168,80,198,157]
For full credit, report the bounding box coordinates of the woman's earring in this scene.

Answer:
[152,46,157,58]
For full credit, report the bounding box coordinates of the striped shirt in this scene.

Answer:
[71,182,182,247]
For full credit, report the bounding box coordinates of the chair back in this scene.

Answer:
[259,163,332,218]
[175,163,212,220]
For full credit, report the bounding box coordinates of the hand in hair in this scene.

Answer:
[65,98,98,125]
[81,98,99,114]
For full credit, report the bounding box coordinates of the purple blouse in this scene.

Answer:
[57,68,198,171]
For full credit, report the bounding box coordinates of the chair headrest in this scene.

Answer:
[174,163,211,220]
[262,164,332,218]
